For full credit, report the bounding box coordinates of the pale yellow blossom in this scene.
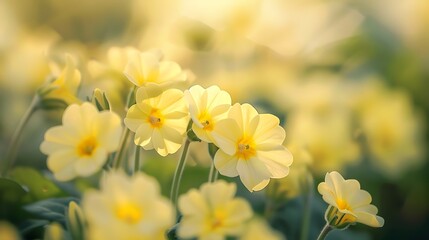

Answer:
[240,217,284,240]
[185,85,231,143]
[124,50,186,92]
[357,83,425,178]
[88,46,139,77]
[83,171,175,240]
[318,171,384,228]
[212,103,293,192]
[178,180,253,240]
[40,103,122,181]
[0,221,20,240]
[41,54,81,104]
[124,88,189,156]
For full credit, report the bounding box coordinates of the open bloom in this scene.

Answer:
[83,171,175,240]
[178,180,253,240]
[87,46,141,78]
[212,103,293,191]
[124,88,189,156]
[40,54,81,104]
[318,171,384,228]
[185,85,231,143]
[240,217,284,240]
[40,102,122,181]
[124,50,186,92]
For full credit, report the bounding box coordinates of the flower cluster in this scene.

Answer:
[10,47,383,240]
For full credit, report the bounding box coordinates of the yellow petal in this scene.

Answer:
[211,119,241,156]
[236,158,271,191]
[74,148,108,176]
[125,105,146,132]
[214,150,239,177]
[354,211,385,227]
[201,180,236,207]
[96,112,122,151]
[257,146,293,178]
[134,124,153,147]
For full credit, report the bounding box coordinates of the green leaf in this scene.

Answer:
[19,219,50,234]
[24,197,79,225]
[0,178,28,203]
[0,178,28,218]
[10,167,64,202]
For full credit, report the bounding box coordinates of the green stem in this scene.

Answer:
[113,86,136,169]
[134,145,140,174]
[113,128,130,169]
[2,95,39,176]
[316,223,332,240]
[213,169,219,181]
[208,162,215,183]
[300,173,314,240]
[264,180,279,219]
[170,138,191,208]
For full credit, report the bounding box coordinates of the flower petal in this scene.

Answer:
[236,158,271,191]
[214,150,239,177]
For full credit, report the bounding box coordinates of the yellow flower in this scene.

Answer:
[357,82,425,178]
[317,171,384,228]
[124,88,189,156]
[240,217,284,240]
[41,54,81,104]
[178,180,253,240]
[82,171,175,240]
[212,103,293,192]
[0,221,20,240]
[87,46,141,78]
[268,144,312,199]
[124,50,186,92]
[185,85,231,143]
[43,222,64,240]
[40,103,122,181]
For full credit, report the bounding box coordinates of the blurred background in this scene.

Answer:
[0,0,428,239]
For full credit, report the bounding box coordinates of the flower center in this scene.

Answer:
[146,69,160,83]
[236,136,256,160]
[211,209,226,230]
[147,108,164,128]
[198,112,214,131]
[115,203,142,225]
[336,198,351,211]
[77,136,97,157]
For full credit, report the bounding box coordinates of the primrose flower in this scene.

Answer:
[212,103,293,191]
[185,85,232,143]
[82,171,175,240]
[124,88,189,156]
[40,103,122,181]
[40,54,81,104]
[318,171,384,229]
[87,46,141,78]
[178,180,253,240]
[240,218,284,240]
[124,50,186,92]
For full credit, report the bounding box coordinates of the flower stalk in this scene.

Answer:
[300,172,314,240]
[113,87,136,169]
[3,94,39,176]
[133,145,141,174]
[170,138,191,208]
[317,223,333,240]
